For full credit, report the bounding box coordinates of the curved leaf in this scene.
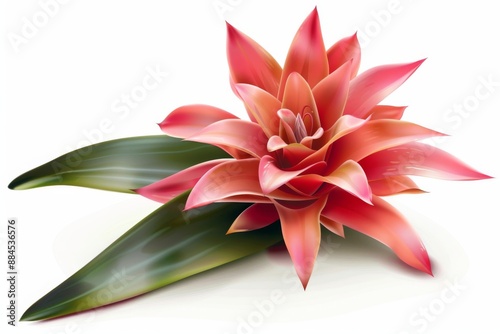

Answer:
[21,192,283,321]
[8,136,229,193]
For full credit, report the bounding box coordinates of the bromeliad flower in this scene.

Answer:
[10,7,491,322]
[137,8,490,288]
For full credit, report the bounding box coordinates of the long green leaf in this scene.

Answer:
[9,136,229,193]
[21,192,282,321]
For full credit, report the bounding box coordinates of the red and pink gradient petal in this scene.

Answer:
[281,72,321,131]
[326,32,361,78]
[369,176,425,196]
[258,155,326,194]
[312,61,352,132]
[186,159,310,210]
[360,142,491,180]
[322,189,432,275]
[293,115,367,170]
[135,159,231,203]
[287,174,325,196]
[368,105,407,120]
[274,196,328,289]
[227,203,279,234]
[277,108,298,143]
[226,22,282,96]
[160,104,238,138]
[320,160,373,204]
[187,119,269,158]
[278,8,329,99]
[186,159,263,209]
[344,59,425,119]
[267,135,289,152]
[300,127,324,149]
[320,216,345,238]
[235,84,281,137]
[282,144,318,167]
[327,120,445,171]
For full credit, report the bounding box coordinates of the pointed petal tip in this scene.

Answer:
[225,20,235,33]
[473,171,494,180]
[347,31,359,42]
[423,260,433,276]
[418,246,433,276]
[461,171,493,180]
[408,58,426,72]
[184,191,214,211]
[307,6,321,26]
[184,198,200,211]
[300,277,309,290]
[296,267,313,290]
[401,58,426,74]
[226,226,245,235]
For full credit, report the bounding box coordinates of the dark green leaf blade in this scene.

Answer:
[8,136,229,193]
[21,193,282,321]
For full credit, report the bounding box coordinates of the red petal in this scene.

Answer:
[286,175,324,196]
[217,195,272,204]
[278,8,329,99]
[312,61,352,131]
[186,159,263,209]
[320,216,345,238]
[235,84,281,137]
[300,127,324,149]
[160,104,238,138]
[227,203,279,233]
[368,105,407,120]
[327,120,445,172]
[369,176,426,196]
[267,135,288,152]
[312,160,373,204]
[135,159,230,203]
[273,196,328,288]
[360,142,492,180]
[282,143,317,167]
[226,22,282,96]
[326,32,361,79]
[187,119,269,158]
[344,59,425,119]
[186,159,309,209]
[281,72,321,132]
[259,155,325,194]
[277,108,298,143]
[322,189,432,275]
[293,115,367,170]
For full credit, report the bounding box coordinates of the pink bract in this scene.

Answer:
[136,8,490,288]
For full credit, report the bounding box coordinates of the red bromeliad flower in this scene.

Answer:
[137,8,490,288]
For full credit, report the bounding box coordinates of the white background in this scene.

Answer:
[2,0,500,333]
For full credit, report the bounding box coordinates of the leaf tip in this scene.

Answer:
[7,179,18,190]
[7,174,34,190]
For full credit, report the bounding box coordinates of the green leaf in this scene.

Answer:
[21,192,283,321]
[8,136,229,193]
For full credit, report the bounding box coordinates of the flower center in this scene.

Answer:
[294,114,308,142]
